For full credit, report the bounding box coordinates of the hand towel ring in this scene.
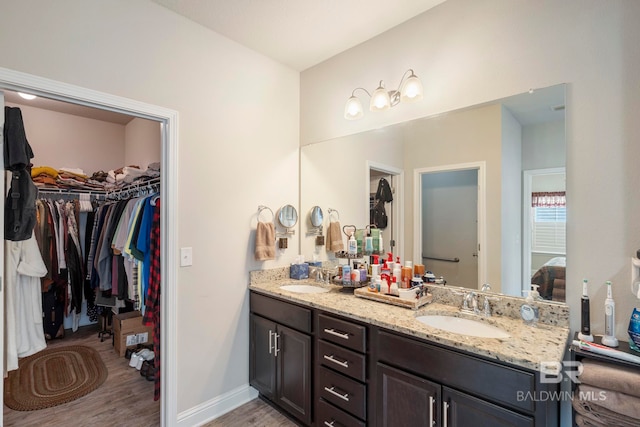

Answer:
[328,208,340,221]
[257,205,274,222]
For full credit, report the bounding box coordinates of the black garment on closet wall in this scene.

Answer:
[4,107,37,241]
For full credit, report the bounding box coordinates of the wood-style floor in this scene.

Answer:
[202,397,297,427]
[3,323,160,427]
[4,323,297,427]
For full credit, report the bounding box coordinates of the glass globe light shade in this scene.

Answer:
[370,84,391,112]
[400,74,423,102]
[344,95,364,120]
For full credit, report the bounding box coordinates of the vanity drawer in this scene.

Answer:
[250,292,311,333]
[316,398,366,427]
[318,366,366,420]
[376,329,535,413]
[318,313,366,353]
[318,340,366,382]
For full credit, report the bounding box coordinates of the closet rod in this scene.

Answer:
[105,177,160,200]
[37,187,106,199]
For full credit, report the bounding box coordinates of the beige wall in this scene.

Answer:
[125,118,161,169]
[301,0,640,346]
[5,101,126,173]
[403,104,503,288]
[0,0,299,417]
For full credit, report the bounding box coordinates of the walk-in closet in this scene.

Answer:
[2,91,162,426]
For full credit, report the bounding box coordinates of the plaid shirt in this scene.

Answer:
[143,199,161,401]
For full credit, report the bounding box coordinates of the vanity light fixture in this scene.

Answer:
[344,69,423,120]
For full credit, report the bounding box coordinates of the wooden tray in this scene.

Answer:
[354,287,433,310]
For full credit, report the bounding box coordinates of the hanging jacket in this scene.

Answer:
[375,177,393,203]
[4,107,37,241]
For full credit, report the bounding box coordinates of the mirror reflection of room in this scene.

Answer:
[300,84,566,299]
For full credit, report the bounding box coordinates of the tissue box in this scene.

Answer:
[290,263,310,280]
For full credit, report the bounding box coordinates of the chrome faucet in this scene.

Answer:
[462,291,479,314]
[481,283,491,292]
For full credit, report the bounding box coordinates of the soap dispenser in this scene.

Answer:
[521,288,539,326]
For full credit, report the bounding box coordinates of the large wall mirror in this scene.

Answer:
[300,84,566,301]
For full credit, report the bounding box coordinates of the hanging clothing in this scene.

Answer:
[143,198,161,401]
[5,233,48,374]
[4,107,37,242]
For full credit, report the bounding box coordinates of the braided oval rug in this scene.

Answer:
[4,345,108,411]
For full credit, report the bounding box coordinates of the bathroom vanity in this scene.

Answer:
[249,269,571,426]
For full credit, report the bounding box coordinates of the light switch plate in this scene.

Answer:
[180,247,193,266]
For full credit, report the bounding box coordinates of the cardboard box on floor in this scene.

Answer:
[113,310,154,357]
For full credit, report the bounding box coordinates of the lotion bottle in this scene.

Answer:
[390,276,399,296]
[348,232,357,256]
[602,281,619,347]
[393,262,402,285]
[578,279,594,342]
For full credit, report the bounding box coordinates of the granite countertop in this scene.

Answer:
[249,268,571,372]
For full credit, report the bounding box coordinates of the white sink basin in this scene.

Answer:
[415,315,510,340]
[280,284,330,294]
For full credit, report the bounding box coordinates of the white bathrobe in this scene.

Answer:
[5,233,48,375]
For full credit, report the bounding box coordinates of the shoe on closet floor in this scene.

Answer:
[145,362,157,381]
[129,349,150,368]
[135,350,154,370]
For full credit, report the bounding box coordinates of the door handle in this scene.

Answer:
[429,396,435,426]
[268,330,274,354]
[443,401,449,427]
[274,333,280,357]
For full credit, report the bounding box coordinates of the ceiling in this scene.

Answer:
[151,0,448,71]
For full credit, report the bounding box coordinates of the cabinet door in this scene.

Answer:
[376,363,440,427]
[276,324,312,425]
[249,314,277,398]
[443,386,534,427]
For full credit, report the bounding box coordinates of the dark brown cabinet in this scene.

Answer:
[443,387,533,427]
[376,363,440,427]
[250,293,312,425]
[315,312,369,426]
[372,328,553,427]
[249,290,561,427]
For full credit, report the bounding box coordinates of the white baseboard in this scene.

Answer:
[177,384,259,427]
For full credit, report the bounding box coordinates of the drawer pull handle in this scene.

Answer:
[323,421,336,427]
[324,386,350,402]
[324,328,350,340]
[323,354,349,368]
[268,330,274,354]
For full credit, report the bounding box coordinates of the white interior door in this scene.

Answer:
[0,90,6,406]
[421,169,478,288]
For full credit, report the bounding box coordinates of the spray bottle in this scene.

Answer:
[602,281,619,347]
[578,279,594,342]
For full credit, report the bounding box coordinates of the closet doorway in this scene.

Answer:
[0,67,178,426]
